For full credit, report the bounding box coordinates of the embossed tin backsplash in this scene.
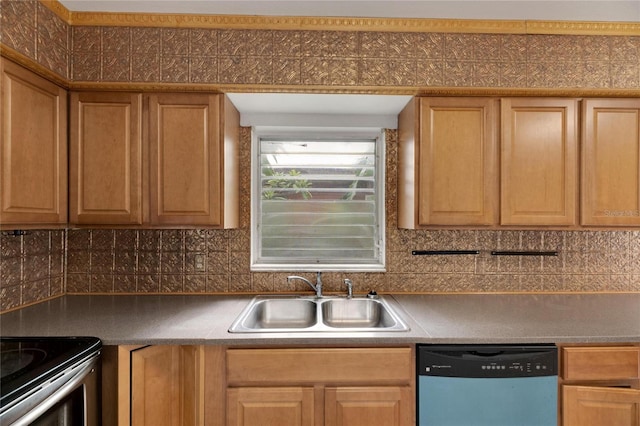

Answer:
[2,129,639,312]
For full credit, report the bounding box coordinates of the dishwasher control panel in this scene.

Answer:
[418,344,558,378]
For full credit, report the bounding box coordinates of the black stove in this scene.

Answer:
[0,337,102,412]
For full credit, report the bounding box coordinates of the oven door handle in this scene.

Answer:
[10,354,99,426]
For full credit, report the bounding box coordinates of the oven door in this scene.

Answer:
[1,354,100,426]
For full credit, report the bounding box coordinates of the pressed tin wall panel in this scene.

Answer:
[0,231,65,311]
[0,0,70,78]
[62,26,640,89]
[2,1,640,89]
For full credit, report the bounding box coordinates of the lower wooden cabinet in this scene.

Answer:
[227,387,315,426]
[563,385,640,426]
[225,347,414,426]
[560,345,640,426]
[325,386,411,426]
[104,345,413,426]
[103,345,205,426]
[226,385,410,426]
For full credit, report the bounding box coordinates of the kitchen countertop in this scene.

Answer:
[1,293,639,346]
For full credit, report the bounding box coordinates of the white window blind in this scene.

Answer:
[252,132,385,271]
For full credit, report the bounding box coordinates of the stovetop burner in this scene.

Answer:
[0,337,101,411]
[0,348,47,378]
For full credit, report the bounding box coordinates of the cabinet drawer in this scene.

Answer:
[227,347,412,386]
[563,347,640,380]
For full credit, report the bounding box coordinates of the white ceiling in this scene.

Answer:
[60,1,640,22]
[58,1,638,124]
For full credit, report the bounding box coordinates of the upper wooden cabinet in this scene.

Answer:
[398,97,498,227]
[581,98,640,226]
[398,96,579,228]
[501,98,578,226]
[0,59,67,228]
[148,93,239,227]
[70,92,240,228]
[70,92,143,225]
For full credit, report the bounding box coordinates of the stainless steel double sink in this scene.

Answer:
[228,295,410,333]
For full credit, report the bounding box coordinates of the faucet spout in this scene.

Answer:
[287,272,323,298]
[343,278,353,299]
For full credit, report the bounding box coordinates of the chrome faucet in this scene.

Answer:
[287,272,323,298]
[343,278,353,299]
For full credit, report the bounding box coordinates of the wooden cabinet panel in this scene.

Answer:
[325,386,412,426]
[123,345,203,426]
[70,92,143,225]
[226,347,412,386]
[398,97,498,227]
[226,347,414,426]
[70,92,239,228]
[582,99,640,226]
[149,93,240,227]
[420,97,497,226]
[0,59,67,227]
[501,98,577,225]
[131,346,181,426]
[563,346,640,381]
[227,387,315,426]
[563,385,640,426]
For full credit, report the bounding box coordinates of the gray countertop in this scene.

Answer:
[1,293,639,346]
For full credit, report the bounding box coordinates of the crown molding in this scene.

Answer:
[68,12,530,34]
[40,0,71,22]
[526,20,640,36]
[42,0,640,36]
[416,87,640,98]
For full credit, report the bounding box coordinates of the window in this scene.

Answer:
[251,128,385,271]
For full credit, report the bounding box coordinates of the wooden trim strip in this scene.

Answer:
[43,0,640,36]
[40,0,71,22]
[70,81,640,99]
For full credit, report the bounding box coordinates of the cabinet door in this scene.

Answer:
[0,59,67,227]
[130,345,203,426]
[501,98,577,225]
[582,99,640,226]
[227,387,315,426]
[325,386,412,426]
[563,385,640,426]
[149,93,222,226]
[70,92,143,225]
[416,97,498,226]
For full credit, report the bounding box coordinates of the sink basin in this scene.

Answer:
[228,295,409,333]
[239,298,317,329]
[321,298,393,328]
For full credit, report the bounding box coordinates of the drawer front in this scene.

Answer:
[227,347,412,386]
[563,347,640,380]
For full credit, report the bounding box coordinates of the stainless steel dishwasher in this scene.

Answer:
[417,344,558,426]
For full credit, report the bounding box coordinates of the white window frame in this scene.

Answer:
[250,126,386,272]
